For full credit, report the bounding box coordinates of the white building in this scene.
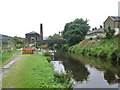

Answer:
[85,27,105,39]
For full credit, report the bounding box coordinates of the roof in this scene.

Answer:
[26,31,39,34]
[110,16,120,22]
[87,28,104,35]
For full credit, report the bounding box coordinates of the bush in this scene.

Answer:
[89,37,93,40]
[62,44,69,51]
[96,35,105,39]
[105,26,115,39]
[16,44,25,49]
[54,71,73,88]
[43,51,51,56]
[46,56,52,62]
[98,52,107,59]
[111,49,120,61]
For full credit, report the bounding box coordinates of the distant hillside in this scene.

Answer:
[0,34,11,39]
[0,34,25,40]
[43,36,49,40]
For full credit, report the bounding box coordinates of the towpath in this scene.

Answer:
[0,52,22,88]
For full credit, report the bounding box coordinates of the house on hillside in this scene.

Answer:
[104,16,120,35]
[0,34,11,40]
[85,26,105,39]
[0,34,15,51]
[0,34,11,46]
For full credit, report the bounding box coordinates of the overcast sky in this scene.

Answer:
[0,0,120,38]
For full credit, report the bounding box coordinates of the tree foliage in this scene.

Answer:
[47,31,63,40]
[63,18,90,46]
[12,36,25,44]
[11,36,25,49]
[104,26,115,39]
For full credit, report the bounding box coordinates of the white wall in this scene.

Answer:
[85,33,105,39]
[115,28,120,35]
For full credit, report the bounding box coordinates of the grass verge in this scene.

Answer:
[1,50,20,65]
[3,54,72,88]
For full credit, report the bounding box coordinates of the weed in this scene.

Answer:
[69,37,119,60]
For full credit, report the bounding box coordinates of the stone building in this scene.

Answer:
[25,31,41,44]
[25,24,43,44]
[104,16,120,35]
[85,26,104,39]
[0,34,16,51]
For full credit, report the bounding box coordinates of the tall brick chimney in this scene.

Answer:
[40,23,43,40]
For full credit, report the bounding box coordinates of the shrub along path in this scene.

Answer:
[2,54,69,88]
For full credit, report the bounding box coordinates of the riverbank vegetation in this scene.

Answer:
[3,54,73,88]
[43,51,52,62]
[69,36,120,61]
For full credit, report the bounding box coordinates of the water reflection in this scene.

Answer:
[104,70,117,84]
[62,57,90,82]
[52,51,120,88]
[70,53,120,84]
[54,51,90,83]
[51,61,65,73]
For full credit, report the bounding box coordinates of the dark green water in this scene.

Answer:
[51,51,120,88]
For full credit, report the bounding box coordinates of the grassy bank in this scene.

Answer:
[1,50,20,65]
[69,37,120,60]
[3,54,72,88]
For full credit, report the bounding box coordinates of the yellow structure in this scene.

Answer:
[22,47,34,54]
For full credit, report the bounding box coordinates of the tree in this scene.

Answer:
[63,18,90,46]
[11,36,25,49]
[12,36,25,44]
[11,36,19,45]
[47,32,63,40]
[104,26,115,39]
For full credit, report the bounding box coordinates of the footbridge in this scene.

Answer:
[37,39,65,45]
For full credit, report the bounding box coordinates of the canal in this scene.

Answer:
[51,51,120,88]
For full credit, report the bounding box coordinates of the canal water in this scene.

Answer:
[51,51,120,88]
